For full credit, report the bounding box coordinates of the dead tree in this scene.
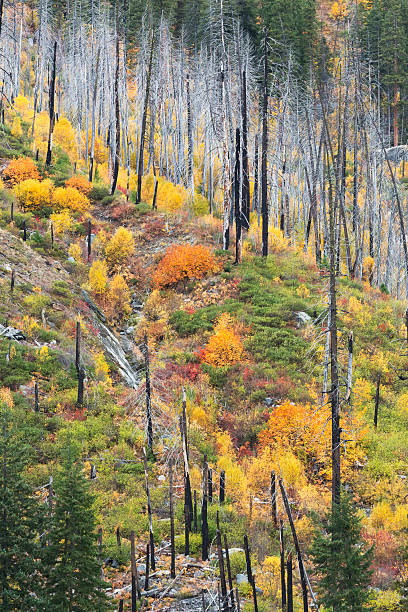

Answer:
[234,127,242,264]
[143,335,153,455]
[241,69,250,229]
[244,534,258,612]
[111,19,120,195]
[45,41,57,166]
[374,373,381,428]
[261,28,269,257]
[169,460,176,578]
[216,530,228,612]
[271,471,277,527]
[136,31,154,203]
[202,454,209,561]
[279,520,286,610]
[143,447,155,570]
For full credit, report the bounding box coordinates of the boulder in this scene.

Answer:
[236,573,248,585]
[293,311,312,328]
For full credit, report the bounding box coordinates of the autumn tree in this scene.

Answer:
[153,244,218,288]
[104,227,135,273]
[201,313,244,367]
[3,157,40,186]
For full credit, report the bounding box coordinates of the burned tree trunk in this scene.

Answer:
[216,530,228,612]
[143,448,155,570]
[280,520,286,610]
[169,460,176,579]
[244,534,258,612]
[136,32,154,204]
[111,27,120,195]
[143,335,153,455]
[234,128,242,264]
[261,29,269,257]
[271,471,277,527]
[202,455,209,561]
[45,41,57,167]
[241,70,250,229]
[374,373,381,428]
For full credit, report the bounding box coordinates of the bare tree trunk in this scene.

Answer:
[136,32,154,203]
[234,127,242,264]
[241,69,250,229]
[111,27,120,195]
[45,41,57,167]
[261,29,268,257]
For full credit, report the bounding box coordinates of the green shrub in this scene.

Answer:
[134,202,151,215]
[175,533,202,556]
[90,185,110,201]
[101,195,115,205]
[102,533,131,567]
[23,292,52,317]
[227,550,247,579]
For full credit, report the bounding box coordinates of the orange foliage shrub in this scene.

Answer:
[3,157,40,186]
[65,175,93,196]
[201,313,244,367]
[153,244,219,289]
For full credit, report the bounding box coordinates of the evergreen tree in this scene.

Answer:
[310,494,373,612]
[0,397,45,611]
[45,445,111,612]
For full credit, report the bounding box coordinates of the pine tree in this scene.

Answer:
[310,494,373,612]
[45,445,111,612]
[0,399,45,611]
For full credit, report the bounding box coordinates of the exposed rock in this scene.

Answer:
[293,311,312,327]
[0,324,26,341]
[236,573,248,584]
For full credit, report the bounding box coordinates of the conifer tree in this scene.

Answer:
[45,445,111,612]
[311,494,373,612]
[0,398,45,611]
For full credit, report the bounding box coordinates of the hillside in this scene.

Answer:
[2,0,408,611]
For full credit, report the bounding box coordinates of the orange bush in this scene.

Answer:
[65,175,93,196]
[153,244,219,288]
[201,313,244,367]
[3,157,40,186]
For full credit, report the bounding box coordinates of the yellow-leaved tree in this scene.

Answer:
[104,227,134,273]
[108,274,131,318]
[89,260,108,296]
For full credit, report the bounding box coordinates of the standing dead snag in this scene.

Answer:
[202,454,209,561]
[87,220,92,261]
[286,552,293,612]
[143,447,155,570]
[261,28,269,258]
[244,534,258,612]
[111,17,120,196]
[241,69,250,229]
[224,534,235,611]
[271,471,277,527]
[216,530,228,612]
[136,30,155,204]
[234,127,242,264]
[169,461,176,579]
[143,335,153,455]
[219,470,225,504]
[374,373,381,428]
[144,543,150,591]
[10,270,14,294]
[279,478,318,610]
[45,40,57,167]
[208,468,213,503]
[346,332,353,402]
[75,321,84,407]
[34,381,39,412]
[130,530,141,603]
[279,520,286,610]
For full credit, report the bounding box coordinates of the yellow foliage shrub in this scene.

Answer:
[68,243,82,262]
[256,556,281,600]
[92,351,112,386]
[89,260,108,295]
[14,179,52,211]
[153,243,219,288]
[52,186,90,213]
[54,117,77,157]
[249,221,289,253]
[363,256,375,281]
[108,274,131,318]
[141,174,188,212]
[104,227,135,273]
[65,175,93,196]
[4,157,40,186]
[11,116,23,138]
[50,210,73,235]
[296,283,310,299]
[201,313,244,367]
